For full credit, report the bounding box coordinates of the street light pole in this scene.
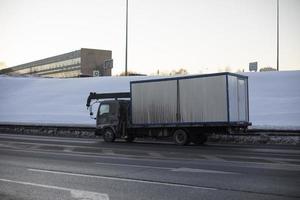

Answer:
[125,0,128,76]
[277,0,279,71]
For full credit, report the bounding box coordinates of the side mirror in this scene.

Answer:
[88,101,99,120]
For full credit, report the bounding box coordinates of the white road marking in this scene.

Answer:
[0,134,96,144]
[250,148,300,155]
[148,152,165,158]
[63,147,75,152]
[70,190,109,200]
[0,178,109,200]
[1,140,149,156]
[0,147,165,161]
[172,167,238,174]
[219,154,300,164]
[0,143,19,149]
[0,140,99,150]
[95,162,173,170]
[202,155,225,161]
[28,168,216,190]
[95,162,238,174]
[102,149,117,155]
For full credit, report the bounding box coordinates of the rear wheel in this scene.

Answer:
[173,129,189,146]
[103,128,116,142]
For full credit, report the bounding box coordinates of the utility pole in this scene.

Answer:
[125,0,128,76]
[277,0,279,71]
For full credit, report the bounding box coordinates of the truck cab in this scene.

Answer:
[95,100,130,142]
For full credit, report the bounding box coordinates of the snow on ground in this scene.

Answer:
[0,71,299,129]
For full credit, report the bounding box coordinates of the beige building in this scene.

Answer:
[0,48,113,78]
[0,62,7,70]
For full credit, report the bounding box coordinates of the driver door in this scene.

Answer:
[97,101,120,128]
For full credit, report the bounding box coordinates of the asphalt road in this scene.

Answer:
[0,133,299,200]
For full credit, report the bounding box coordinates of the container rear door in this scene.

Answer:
[237,78,247,121]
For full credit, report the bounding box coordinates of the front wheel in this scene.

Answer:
[103,128,116,142]
[173,129,189,146]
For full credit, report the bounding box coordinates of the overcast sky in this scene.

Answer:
[0,0,299,75]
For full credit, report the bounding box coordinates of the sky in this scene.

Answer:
[0,0,299,75]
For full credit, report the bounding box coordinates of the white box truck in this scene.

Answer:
[86,72,250,145]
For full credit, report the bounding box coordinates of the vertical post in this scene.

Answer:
[277,0,279,71]
[176,80,180,122]
[225,75,230,123]
[125,0,128,76]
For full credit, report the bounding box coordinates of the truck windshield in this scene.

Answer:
[99,104,110,115]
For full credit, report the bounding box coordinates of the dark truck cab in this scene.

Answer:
[86,73,251,145]
[87,93,133,142]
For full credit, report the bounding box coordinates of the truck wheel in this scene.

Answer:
[193,135,208,145]
[103,128,116,142]
[173,129,189,146]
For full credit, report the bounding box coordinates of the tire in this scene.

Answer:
[103,128,116,142]
[192,134,207,145]
[173,129,189,146]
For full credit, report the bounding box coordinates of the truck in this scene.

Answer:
[86,72,251,145]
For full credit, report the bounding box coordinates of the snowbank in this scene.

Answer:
[0,71,299,129]
[245,71,300,129]
[0,76,149,125]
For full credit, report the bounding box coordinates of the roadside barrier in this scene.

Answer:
[0,123,299,145]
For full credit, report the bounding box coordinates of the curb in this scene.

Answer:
[0,124,299,145]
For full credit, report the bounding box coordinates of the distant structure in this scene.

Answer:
[0,62,6,70]
[0,48,113,78]
[118,71,146,76]
[249,62,258,72]
[259,67,277,72]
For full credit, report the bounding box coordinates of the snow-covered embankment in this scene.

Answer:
[0,71,299,130]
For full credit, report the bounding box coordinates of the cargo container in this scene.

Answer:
[86,72,251,145]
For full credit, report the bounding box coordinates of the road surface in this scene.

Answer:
[0,133,299,200]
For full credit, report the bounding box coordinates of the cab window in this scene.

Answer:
[99,104,110,116]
